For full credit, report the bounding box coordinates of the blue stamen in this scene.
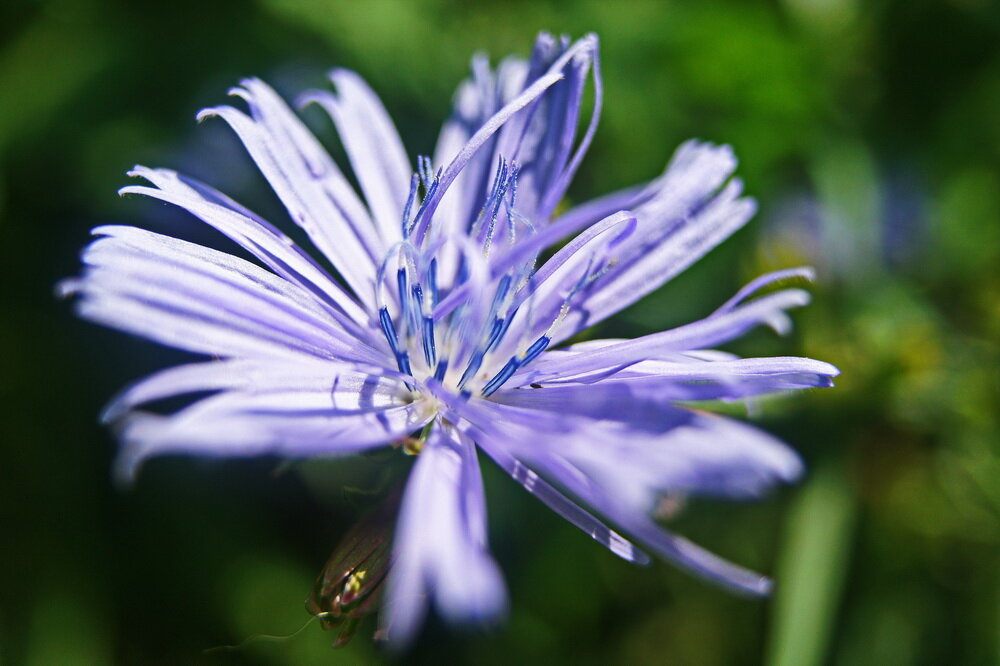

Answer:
[507,162,521,206]
[422,316,436,367]
[480,275,513,351]
[502,163,523,243]
[433,359,449,382]
[472,158,506,236]
[396,268,408,304]
[427,258,439,306]
[406,282,424,335]
[489,158,506,198]
[396,268,412,335]
[483,160,510,246]
[481,357,521,397]
[492,274,512,307]
[418,155,434,190]
[478,336,549,398]
[380,307,412,384]
[493,159,510,199]
[407,179,439,236]
[400,173,419,238]
[491,171,509,220]
[458,349,485,389]
[378,306,400,353]
[487,314,515,353]
[395,350,413,377]
[521,336,550,365]
[485,317,505,351]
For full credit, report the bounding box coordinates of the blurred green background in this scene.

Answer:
[2,0,998,664]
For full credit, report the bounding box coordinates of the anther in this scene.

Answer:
[487,310,516,353]
[457,349,485,389]
[407,179,439,237]
[395,350,413,377]
[400,173,419,238]
[492,274,512,307]
[484,317,505,351]
[422,316,437,367]
[379,306,413,381]
[378,307,400,353]
[433,359,449,382]
[427,258,439,306]
[418,155,434,190]
[521,336,550,365]
[396,268,418,337]
[481,357,521,397]
[480,335,550,397]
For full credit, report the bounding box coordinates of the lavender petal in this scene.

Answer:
[198,83,380,300]
[456,398,802,505]
[116,392,430,483]
[383,424,506,648]
[472,431,651,565]
[60,226,389,366]
[102,358,411,423]
[120,167,374,336]
[515,288,814,383]
[300,70,412,247]
[509,355,838,398]
[460,403,784,595]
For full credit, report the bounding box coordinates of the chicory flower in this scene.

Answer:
[61,33,839,646]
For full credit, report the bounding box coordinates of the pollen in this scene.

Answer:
[399,436,425,456]
[344,570,366,595]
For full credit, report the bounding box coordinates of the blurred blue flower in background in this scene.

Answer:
[60,32,837,647]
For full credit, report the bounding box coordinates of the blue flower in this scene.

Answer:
[61,33,838,646]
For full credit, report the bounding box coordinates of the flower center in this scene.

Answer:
[374,157,551,399]
[375,270,549,399]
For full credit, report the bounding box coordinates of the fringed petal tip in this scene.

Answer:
[327,66,356,85]
[119,166,162,195]
[382,583,508,653]
[54,278,81,300]
[294,90,324,112]
[112,452,141,490]
[568,33,598,63]
[109,414,161,489]
[670,138,738,177]
[117,184,141,198]
[766,289,811,336]
[776,448,805,486]
[811,359,841,380]
[534,30,598,51]
[733,573,774,598]
[435,554,509,627]
[792,266,817,283]
[100,404,124,425]
[228,78,263,102]
[194,105,228,124]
